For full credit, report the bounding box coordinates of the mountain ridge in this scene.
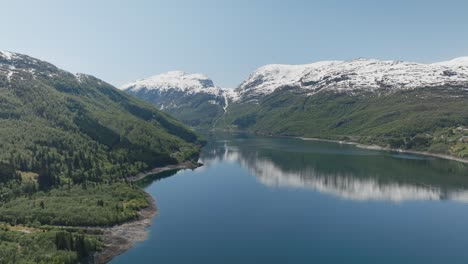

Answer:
[235,57,468,102]
[121,56,468,105]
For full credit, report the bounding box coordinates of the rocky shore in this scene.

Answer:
[94,161,202,263]
[94,193,157,264]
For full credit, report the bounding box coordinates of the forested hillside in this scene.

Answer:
[0,51,202,262]
[0,51,201,197]
[219,86,468,158]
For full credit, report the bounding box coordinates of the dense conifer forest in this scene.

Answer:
[0,51,202,262]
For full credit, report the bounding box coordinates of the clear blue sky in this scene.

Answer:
[1,0,468,88]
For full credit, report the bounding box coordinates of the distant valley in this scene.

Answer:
[122,57,468,159]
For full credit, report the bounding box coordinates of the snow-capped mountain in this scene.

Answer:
[218,57,468,148]
[121,71,225,96]
[122,57,468,111]
[236,57,468,101]
[121,57,468,134]
[121,71,230,127]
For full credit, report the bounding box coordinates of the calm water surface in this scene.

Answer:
[112,133,468,264]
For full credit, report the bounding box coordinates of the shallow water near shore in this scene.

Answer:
[111,132,468,264]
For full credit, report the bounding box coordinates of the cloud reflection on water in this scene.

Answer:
[201,140,468,203]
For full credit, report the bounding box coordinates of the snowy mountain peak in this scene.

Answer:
[120,71,221,95]
[122,71,231,126]
[236,57,468,100]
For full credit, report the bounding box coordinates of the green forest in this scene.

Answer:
[0,52,202,262]
[219,86,468,158]
[0,226,101,264]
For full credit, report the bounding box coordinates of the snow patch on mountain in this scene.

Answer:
[0,51,16,60]
[1,50,64,82]
[220,88,238,112]
[1,51,18,81]
[222,88,239,104]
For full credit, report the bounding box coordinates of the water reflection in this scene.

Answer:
[200,133,468,203]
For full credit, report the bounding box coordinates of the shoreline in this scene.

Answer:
[297,136,468,164]
[95,161,202,263]
[213,129,468,164]
[126,161,202,182]
[93,133,467,262]
[94,193,157,264]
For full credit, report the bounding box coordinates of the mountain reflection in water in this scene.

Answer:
[200,133,468,203]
